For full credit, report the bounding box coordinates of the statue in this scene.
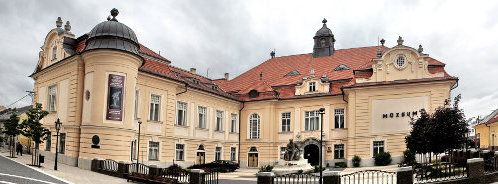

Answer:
[284,139,301,161]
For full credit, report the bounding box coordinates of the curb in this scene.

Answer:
[0,153,73,184]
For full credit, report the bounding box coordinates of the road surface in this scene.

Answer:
[0,155,67,184]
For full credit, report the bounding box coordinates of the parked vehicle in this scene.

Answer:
[188,160,239,172]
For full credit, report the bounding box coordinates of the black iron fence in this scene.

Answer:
[274,173,320,184]
[160,168,190,183]
[101,159,119,172]
[414,162,467,183]
[205,171,219,184]
[341,170,396,184]
[128,163,149,175]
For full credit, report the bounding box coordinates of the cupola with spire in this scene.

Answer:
[313,18,335,58]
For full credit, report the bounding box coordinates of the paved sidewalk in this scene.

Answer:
[0,148,128,184]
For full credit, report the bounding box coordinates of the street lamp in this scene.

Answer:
[54,118,62,171]
[136,119,142,171]
[317,108,325,184]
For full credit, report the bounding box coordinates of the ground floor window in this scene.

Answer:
[59,133,66,154]
[131,140,137,161]
[149,141,159,161]
[215,147,222,161]
[176,144,185,161]
[280,147,286,159]
[45,132,51,151]
[373,141,385,156]
[334,144,344,159]
[230,147,236,161]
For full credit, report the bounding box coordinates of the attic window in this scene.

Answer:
[248,90,259,98]
[309,82,316,92]
[192,78,199,85]
[51,46,57,61]
[211,85,218,90]
[334,64,350,71]
[286,70,300,77]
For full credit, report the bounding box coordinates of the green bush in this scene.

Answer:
[401,149,416,166]
[374,152,392,166]
[259,165,273,172]
[313,165,325,173]
[352,155,361,167]
[165,164,184,176]
[334,162,347,168]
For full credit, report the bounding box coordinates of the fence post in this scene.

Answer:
[396,166,413,184]
[117,161,129,177]
[467,158,485,184]
[257,172,275,184]
[189,169,205,184]
[148,165,160,178]
[91,159,100,172]
[323,171,341,184]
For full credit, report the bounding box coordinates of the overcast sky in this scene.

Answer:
[0,0,496,119]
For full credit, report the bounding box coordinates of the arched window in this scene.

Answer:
[197,144,205,151]
[249,113,260,139]
[52,45,57,60]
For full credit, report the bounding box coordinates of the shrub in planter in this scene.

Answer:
[165,164,184,176]
[352,155,361,167]
[374,152,392,166]
[334,162,347,168]
[259,165,273,172]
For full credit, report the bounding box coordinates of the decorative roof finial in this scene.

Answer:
[270,49,275,59]
[397,36,404,46]
[64,21,71,32]
[380,38,385,46]
[56,17,63,28]
[322,18,327,24]
[418,44,424,54]
[108,8,119,21]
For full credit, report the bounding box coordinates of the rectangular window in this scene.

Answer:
[52,46,57,60]
[373,141,385,156]
[48,85,57,112]
[281,112,291,132]
[149,94,160,121]
[216,110,223,131]
[304,111,320,131]
[280,147,286,159]
[334,144,345,159]
[334,108,345,129]
[45,132,51,151]
[309,82,316,92]
[131,140,137,161]
[215,147,222,161]
[198,106,207,129]
[134,90,139,119]
[230,147,236,161]
[59,133,66,154]
[230,113,237,133]
[175,144,185,161]
[177,102,188,126]
[149,141,159,161]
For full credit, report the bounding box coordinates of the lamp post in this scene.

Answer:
[136,119,142,171]
[54,118,62,171]
[317,108,325,184]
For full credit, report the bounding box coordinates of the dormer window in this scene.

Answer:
[320,38,326,47]
[394,54,407,69]
[309,82,316,92]
[334,64,350,71]
[286,70,300,77]
[248,90,259,98]
[51,46,57,61]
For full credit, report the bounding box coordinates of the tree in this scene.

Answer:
[2,111,21,158]
[20,103,49,166]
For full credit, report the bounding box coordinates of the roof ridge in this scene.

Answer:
[167,64,214,82]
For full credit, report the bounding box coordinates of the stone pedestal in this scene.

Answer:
[189,169,205,184]
[257,172,275,184]
[396,166,413,184]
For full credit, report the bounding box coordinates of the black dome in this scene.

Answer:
[314,18,333,37]
[85,18,139,55]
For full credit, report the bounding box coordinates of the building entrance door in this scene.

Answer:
[304,144,319,166]
[248,153,258,167]
[196,152,205,164]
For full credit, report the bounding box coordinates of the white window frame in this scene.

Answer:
[230,113,237,133]
[131,139,137,161]
[52,45,57,61]
[304,111,320,131]
[249,113,260,139]
[198,106,207,129]
[47,85,57,112]
[281,112,291,132]
[373,141,385,156]
[215,146,222,161]
[334,108,345,129]
[309,82,316,92]
[134,90,139,120]
[280,147,286,159]
[176,101,188,126]
[215,110,223,131]
[176,144,185,161]
[148,141,159,161]
[334,144,345,159]
[149,94,161,121]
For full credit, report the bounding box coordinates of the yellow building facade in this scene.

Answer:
[474,109,498,149]
[31,10,457,169]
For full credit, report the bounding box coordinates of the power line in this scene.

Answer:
[6,94,30,108]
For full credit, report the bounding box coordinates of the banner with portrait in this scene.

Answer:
[106,74,124,121]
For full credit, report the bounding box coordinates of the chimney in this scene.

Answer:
[190,68,196,74]
[224,73,229,80]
